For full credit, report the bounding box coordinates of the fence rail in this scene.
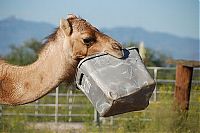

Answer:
[0,67,199,124]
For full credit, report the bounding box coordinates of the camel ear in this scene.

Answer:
[67,14,77,19]
[60,18,71,36]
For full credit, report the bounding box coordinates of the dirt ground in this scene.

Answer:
[27,122,84,133]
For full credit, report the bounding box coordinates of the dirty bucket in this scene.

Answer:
[76,47,155,117]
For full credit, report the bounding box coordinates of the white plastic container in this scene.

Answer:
[76,47,155,117]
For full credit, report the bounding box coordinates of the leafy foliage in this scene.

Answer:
[4,39,42,65]
[2,39,172,67]
[126,42,173,67]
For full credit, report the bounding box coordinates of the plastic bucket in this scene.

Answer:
[76,47,155,117]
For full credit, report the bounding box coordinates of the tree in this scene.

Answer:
[126,42,172,67]
[4,39,172,67]
[5,39,42,65]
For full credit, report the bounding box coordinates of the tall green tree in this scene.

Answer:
[126,42,172,67]
[5,39,42,65]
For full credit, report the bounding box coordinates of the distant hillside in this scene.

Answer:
[0,17,199,60]
[0,16,54,54]
[102,27,199,61]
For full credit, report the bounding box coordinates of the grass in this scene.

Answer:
[0,74,199,132]
[84,84,200,133]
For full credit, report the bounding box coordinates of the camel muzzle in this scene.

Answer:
[76,47,156,117]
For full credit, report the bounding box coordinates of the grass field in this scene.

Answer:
[0,68,199,133]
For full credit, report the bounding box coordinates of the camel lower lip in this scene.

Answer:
[104,50,123,59]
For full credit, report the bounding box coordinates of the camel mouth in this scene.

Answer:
[104,50,124,59]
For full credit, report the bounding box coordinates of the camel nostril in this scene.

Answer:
[112,43,122,50]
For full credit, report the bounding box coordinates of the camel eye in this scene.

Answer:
[83,37,95,46]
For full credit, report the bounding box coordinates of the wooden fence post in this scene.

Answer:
[175,64,193,110]
[168,59,200,111]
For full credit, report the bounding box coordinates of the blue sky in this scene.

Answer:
[0,0,199,39]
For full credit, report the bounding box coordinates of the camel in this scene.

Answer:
[0,14,123,105]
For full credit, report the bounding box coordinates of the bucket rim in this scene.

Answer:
[77,47,138,68]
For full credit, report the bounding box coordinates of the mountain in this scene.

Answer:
[0,16,55,54]
[0,17,199,60]
[102,27,199,61]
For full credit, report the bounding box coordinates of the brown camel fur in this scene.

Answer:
[0,14,123,105]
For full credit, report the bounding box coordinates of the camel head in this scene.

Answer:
[59,14,124,60]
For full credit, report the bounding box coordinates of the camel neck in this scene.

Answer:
[0,37,78,105]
